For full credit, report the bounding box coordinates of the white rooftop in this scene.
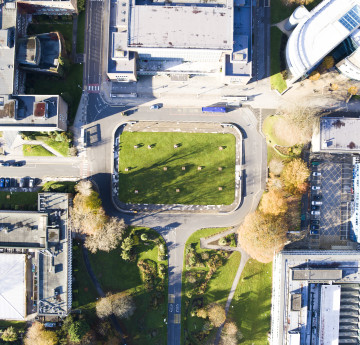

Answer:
[128,5,233,50]
[319,285,340,345]
[286,0,360,80]
[0,254,26,320]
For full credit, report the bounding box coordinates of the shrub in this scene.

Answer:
[309,70,320,81]
[219,237,227,246]
[141,233,148,241]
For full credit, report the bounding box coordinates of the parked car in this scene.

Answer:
[313,195,322,200]
[29,178,34,188]
[312,201,323,205]
[19,178,25,188]
[5,178,10,188]
[13,161,25,167]
[311,225,319,231]
[1,161,10,167]
[312,186,320,190]
[44,322,56,328]
[311,205,320,211]
[311,161,320,166]
[150,104,161,110]
[0,178,4,188]
[311,220,320,225]
[313,172,321,176]
[310,229,319,235]
[311,210,320,215]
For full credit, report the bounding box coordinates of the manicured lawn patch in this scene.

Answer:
[0,192,38,210]
[0,320,26,332]
[23,144,55,156]
[118,132,236,205]
[88,227,168,345]
[77,11,85,53]
[181,228,240,345]
[227,259,272,345]
[72,243,98,308]
[41,137,69,156]
[41,181,76,194]
[27,22,73,55]
[270,27,287,93]
[25,63,83,124]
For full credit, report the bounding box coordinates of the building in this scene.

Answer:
[271,251,360,345]
[0,0,76,133]
[0,193,71,320]
[286,0,360,82]
[107,0,252,84]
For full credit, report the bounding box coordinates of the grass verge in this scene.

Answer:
[227,259,272,345]
[88,227,168,345]
[181,228,240,344]
[0,192,38,210]
[118,132,236,205]
[270,27,287,93]
[76,11,85,53]
[262,115,292,146]
[0,320,26,332]
[23,144,55,156]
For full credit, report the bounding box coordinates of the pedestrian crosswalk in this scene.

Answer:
[87,84,100,93]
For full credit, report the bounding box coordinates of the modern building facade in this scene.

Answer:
[0,193,71,320]
[107,0,252,84]
[286,0,360,82]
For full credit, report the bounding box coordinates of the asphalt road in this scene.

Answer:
[85,106,266,345]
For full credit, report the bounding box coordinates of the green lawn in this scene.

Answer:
[27,22,73,55]
[0,320,26,332]
[262,115,292,147]
[118,132,236,205]
[227,259,272,345]
[181,228,240,345]
[23,144,55,156]
[271,0,323,24]
[0,192,38,210]
[77,11,86,53]
[88,227,168,345]
[25,63,83,124]
[270,27,287,94]
[35,136,69,156]
[41,181,76,194]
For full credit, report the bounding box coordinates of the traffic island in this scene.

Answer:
[112,121,242,214]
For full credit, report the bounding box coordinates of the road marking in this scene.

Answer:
[168,294,175,303]
[174,314,181,324]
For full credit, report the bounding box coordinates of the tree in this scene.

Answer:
[282,158,310,194]
[238,211,288,263]
[259,188,288,216]
[2,326,17,342]
[347,85,358,103]
[69,146,78,157]
[222,321,238,336]
[330,83,339,91]
[96,295,113,319]
[68,320,90,343]
[269,158,284,175]
[85,217,126,253]
[75,180,93,196]
[77,0,85,12]
[197,308,208,319]
[321,56,335,70]
[96,293,136,319]
[24,322,58,345]
[112,293,136,319]
[140,233,148,241]
[207,304,226,327]
[308,70,320,81]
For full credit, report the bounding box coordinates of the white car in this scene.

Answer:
[313,172,321,176]
[29,178,34,188]
[312,201,323,205]
[311,211,320,215]
[312,186,320,190]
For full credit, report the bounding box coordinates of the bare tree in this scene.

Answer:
[24,322,58,345]
[96,296,113,319]
[207,304,226,327]
[269,158,284,176]
[85,217,126,253]
[96,293,135,319]
[75,180,93,196]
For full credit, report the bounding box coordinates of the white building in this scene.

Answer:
[107,0,252,83]
[286,0,360,82]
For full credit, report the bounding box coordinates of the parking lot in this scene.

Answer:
[0,177,38,190]
[309,155,353,249]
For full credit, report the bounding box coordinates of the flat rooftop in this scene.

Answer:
[128,5,233,49]
[0,254,26,320]
[320,117,360,152]
[292,268,343,281]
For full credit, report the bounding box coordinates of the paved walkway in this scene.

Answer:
[81,246,126,343]
[200,228,250,345]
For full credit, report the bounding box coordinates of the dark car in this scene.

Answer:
[310,229,319,235]
[1,161,10,167]
[4,178,10,188]
[311,205,320,211]
[13,161,25,167]
[150,103,162,110]
[311,220,320,225]
[311,225,319,231]
[0,178,4,188]
[313,195,322,200]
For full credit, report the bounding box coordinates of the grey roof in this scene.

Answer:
[292,268,343,281]
[128,5,233,49]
